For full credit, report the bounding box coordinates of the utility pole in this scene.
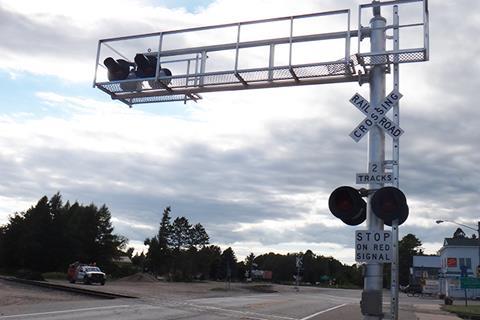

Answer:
[363,3,386,319]
[295,255,303,291]
[478,221,480,278]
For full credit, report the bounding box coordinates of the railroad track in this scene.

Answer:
[0,276,137,299]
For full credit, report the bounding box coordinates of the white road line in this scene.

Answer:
[313,293,359,303]
[186,303,298,320]
[300,303,348,320]
[0,305,132,319]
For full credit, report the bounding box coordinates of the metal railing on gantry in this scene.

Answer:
[94,10,359,106]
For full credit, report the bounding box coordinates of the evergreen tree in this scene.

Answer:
[144,206,173,274]
[245,252,255,275]
[196,245,222,279]
[219,247,237,280]
[453,228,466,239]
[0,193,126,273]
[158,206,172,249]
[189,223,209,249]
[399,233,423,286]
[170,217,192,251]
[144,207,213,280]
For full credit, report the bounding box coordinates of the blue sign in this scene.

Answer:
[460,265,468,277]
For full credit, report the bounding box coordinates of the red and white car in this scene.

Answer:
[67,263,106,285]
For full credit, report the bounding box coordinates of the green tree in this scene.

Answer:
[219,247,237,280]
[245,252,255,274]
[158,206,172,248]
[399,233,423,286]
[170,217,192,251]
[144,207,213,281]
[0,193,126,273]
[144,206,173,274]
[196,245,222,279]
[189,223,209,249]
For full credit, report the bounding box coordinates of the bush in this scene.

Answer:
[15,269,45,281]
[107,263,139,279]
[42,272,67,280]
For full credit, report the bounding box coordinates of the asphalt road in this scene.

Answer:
[0,291,357,320]
[0,282,447,320]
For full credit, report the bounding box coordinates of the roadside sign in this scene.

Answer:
[349,90,404,142]
[356,162,393,185]
[460,265,468,277]
[355,230,392,263]
[423,280,440,294]
[460,277,480,289]
[296,256,303,268]
[357,173,392,184]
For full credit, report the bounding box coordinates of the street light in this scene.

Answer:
[436,219,480,277]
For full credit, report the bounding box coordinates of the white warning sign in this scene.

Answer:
[355,230,393,263]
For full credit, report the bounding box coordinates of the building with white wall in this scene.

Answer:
[438,237,480,298]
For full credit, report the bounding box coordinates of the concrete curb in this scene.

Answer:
[413,304,463,320]
[0,276,137,299]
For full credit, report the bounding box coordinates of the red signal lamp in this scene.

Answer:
[328,186,366,226]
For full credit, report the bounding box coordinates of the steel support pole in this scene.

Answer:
[391,5,400,320]
[478,221,480,278]
[363,3,386,319]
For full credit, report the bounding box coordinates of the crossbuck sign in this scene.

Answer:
[349,90,404,142]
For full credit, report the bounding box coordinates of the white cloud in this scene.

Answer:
[0,0,479,265]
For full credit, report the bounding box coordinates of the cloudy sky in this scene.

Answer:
[0,0,478,265]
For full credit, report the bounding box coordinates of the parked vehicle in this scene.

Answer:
[403,284,422,297]
[67,262,106,285]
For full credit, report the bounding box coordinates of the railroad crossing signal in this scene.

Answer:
[94,1,430,319]
[328,186,366,226]
[349,90,404,142]
[329,185,408,227]
[371,187,409,226]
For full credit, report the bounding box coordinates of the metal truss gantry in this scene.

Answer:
[93,0,428,107]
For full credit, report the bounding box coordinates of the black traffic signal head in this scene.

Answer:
[328,186,366,226]
[104,57,134,81]
[134,53,157,78]
[149,67,173,88]
[135,53,172,87]
[371,186,409,226]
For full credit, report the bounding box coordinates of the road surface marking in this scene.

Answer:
[186,303,297,320]
[300,303,348,320]
[316,293,359,303]
[0,305,132,319]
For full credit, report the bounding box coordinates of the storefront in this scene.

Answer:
[438,237,480,299]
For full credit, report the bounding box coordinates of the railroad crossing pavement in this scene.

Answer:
[0,278,468,319]
[0,298,463,320]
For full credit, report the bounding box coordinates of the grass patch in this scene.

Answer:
[442,305,480,319]
[210,287,230,292]
[243,284,277,293]
[42,272,67,280]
